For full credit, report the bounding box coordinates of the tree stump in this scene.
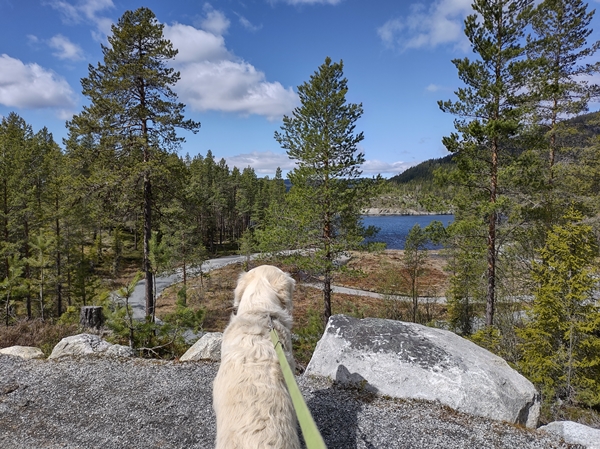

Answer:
[80,306,104,330]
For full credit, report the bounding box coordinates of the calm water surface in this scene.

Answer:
[362,214,454,250]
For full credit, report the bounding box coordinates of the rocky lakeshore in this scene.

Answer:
[0,354,584,449]
[362,208,453,216]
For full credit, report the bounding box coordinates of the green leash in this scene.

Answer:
[270,328,327,449]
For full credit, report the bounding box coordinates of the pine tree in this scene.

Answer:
[518,208,600,409]
[67,7,200,319]
[439,0,533,326]
[0,113,35,318]
[402,221,446,323]
[1,254,24,326]
[265,57,377,326]
[528,0,600,183]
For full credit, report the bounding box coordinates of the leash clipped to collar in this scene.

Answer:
[269,327,327,449]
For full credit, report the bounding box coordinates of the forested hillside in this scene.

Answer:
[0,113,286,323]
[389,155,454,184]
[366,155,455,214]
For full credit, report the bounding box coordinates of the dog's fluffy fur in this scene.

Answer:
[213,265,300,449]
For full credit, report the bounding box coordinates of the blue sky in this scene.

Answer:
[1,0,599,178]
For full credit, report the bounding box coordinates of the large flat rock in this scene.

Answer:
[305,315,540,428]
[49,334,134,359]
[0,346,45,360]
[540,421,600,449]
[180,332,222,362]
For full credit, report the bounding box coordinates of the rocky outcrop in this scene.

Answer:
[305,315,540,428]
[362,208,453,216]
[180,332,222,361]
[49,334,134,359]
[540,421,600,449]
[0,345,45,360]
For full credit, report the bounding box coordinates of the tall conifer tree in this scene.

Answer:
[528,0,600,182]
[266,57,376,326]
[439,0,533,326]
[67,7,200,319]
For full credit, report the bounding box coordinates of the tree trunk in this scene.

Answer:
[39,263,45,321]
[80,306,104,330]
[140,76,154,319]
[486,137,498,327]
[55,196,62,317]
[24,220,32,320]
[144,173,154,319]
[66,227,72,307]
[412,273,418,323]
[2,179,8,282]
[5,292,9,326]
[323,270,332,328]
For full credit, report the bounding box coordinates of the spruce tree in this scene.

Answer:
[518,208,600,409]
[67,7,200,319]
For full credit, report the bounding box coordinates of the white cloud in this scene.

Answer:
[164,23,230,63]
[378,0,472,51]
[426,83,442,92]
[360,159,415,176]
[164,9,298,120]
[48,0,115,41]
[175,60,298,120]
[377,18,404,47]
[48,0,114,22]
[48,34,85,60]
[77,0,113,21]
[282,0,343,4]
[0,54,76,112]
[200,3,230,36]
[226,151,295,175]
[238,15,262,32]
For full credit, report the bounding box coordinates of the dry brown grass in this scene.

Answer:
[337,250,449,297]
[156,250,450,334]
[0,319,79,356]
[156,263,241,332]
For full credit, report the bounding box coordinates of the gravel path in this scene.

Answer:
[123,253,446,321]
[0,355,582,449]
[124,255,251,319]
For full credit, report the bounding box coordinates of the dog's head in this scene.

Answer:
[234,265,295,316]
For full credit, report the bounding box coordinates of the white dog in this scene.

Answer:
[213,265,301,449]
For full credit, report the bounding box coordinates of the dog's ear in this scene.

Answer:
[266,268,295,311]
[233,270,250,308]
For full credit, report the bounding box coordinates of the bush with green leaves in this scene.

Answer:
[293,308,325,367]
[103,275,205,358]
[518,208,600,410]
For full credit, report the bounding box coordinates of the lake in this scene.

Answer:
[362,214,454,250]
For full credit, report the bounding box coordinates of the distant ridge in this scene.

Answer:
[389,110,600,184]
[389,155,454,184]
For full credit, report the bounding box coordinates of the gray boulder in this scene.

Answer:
[0,345,45,360]
[180,332,222,361]
[305,315,540,428]
[540,421,600,449]
[49,334,134,359]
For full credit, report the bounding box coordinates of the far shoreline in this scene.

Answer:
[361,209,454,216]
